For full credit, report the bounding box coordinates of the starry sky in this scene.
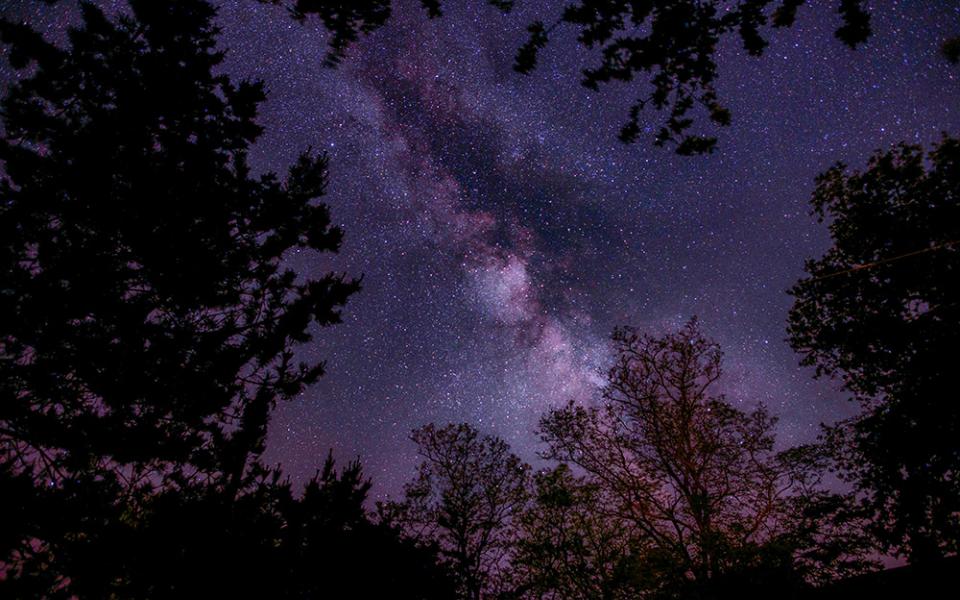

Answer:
[4,0,959,497]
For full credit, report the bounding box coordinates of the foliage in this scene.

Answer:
[0,3,465,597]
[510,464,644,600]
[788,137,960,561]
[538,319,873,597]
[0,0,358,486]
[383,423,530,600]
[257,0,514,66]
[3,455,454,599]
[275,0,872,154]
[516,0,869,154]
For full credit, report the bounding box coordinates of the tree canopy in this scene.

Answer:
[269,0,872,154]
[538,319,874,598]
[384,422,530,600]
[0,0,358,491]
[511,463,643,599]
[788,136,960,562]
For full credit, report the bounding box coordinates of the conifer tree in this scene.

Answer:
[0,1,358,593]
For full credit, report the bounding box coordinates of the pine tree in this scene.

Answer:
[0,1,358,593]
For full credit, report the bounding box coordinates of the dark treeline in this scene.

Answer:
[381,322,877,600]
[1,1,958,598]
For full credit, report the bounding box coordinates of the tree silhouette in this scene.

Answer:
[269,0,872,154]
[788,137,960,562]
[52,454,455,598]
[538,319,874,598]
[383,423,530,600]
[514,0,870,154]
[276,454,456,599]
[510,464,644,600]
[257,0,514,66]
[0,1,359,594]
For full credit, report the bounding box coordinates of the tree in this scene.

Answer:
[276,454,456,599]
[538,319,873,598]
[257,0,514,66]
[510,464,643,600]
[74,454,455,599]
[269,0,872,154]
[514,0,870,154]
[788,137,960,562]
[383,423,530,600]
[0,1,358,593]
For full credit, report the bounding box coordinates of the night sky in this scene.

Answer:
[5,0,959,497]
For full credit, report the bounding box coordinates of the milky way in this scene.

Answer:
[4,0,959,497]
